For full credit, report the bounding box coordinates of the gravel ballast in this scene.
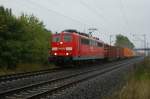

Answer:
[47,59,140,99]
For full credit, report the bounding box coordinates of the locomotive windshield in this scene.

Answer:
[53,35,60,42]
[64,34,72,42]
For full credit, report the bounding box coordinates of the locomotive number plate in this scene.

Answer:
[58,47,65,50]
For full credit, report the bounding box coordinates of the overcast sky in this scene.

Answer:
[0,0,150,48]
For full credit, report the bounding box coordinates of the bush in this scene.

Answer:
[0,6,51,68]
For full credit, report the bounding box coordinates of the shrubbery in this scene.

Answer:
[0,6,51,68]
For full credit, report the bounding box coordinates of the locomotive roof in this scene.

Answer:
[62,29,89,37]
[62,29,78,33]
[61,29,104,42]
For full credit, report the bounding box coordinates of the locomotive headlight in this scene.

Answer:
[60,42,63,44]
[54,53,57,56]
[66,53,69,55]
[52,47,58,51]
[66,47,72,51]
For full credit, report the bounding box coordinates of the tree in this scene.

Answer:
[115,34,135,49]
[0,6,22,68]
[0,6,51,68]
[18,14,51,63]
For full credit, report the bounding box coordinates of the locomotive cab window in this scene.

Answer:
[98,42,103,47]
[90,40,97,46]
[64,34,72,42]
[81,38,89,45]
[53,35,60,42]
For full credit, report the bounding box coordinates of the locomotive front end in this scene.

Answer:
[49,32,74,65]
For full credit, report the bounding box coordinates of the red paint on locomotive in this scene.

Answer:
[49,30,105,63]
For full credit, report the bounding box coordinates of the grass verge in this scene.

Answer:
[104,57,150,99]
[0,63,55,76]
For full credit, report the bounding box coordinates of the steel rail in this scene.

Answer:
[0,57,143,99]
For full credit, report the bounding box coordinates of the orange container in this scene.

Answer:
[123,48,134,58]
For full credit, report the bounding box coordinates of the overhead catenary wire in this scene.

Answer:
[15,0,112,33]
[79,0,108,31]
[78,0,120,41]
[118,0,131,33]
[13,0,133,36]
[31,1,85,24]
[18,0,132,41]
[25,0,109,33]
[79,0,128,39]
[79,0,119,30]
[24,0,93,32]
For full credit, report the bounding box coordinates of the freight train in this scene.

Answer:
[48,29,136,66]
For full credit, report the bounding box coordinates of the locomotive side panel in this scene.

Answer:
[73,36,104,60]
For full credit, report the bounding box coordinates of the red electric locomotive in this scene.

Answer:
[49,29,105,66]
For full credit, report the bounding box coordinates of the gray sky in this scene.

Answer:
[0,0,150,48]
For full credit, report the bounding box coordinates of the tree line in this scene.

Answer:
[115,34,135,49]
[0,6,51,68]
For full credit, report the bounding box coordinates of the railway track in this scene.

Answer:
[0,68,62,83]
[0,57,143,99]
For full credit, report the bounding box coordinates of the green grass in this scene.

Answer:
[0,63,55,76]
[104,57,150,99]
[134,58,150,80]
